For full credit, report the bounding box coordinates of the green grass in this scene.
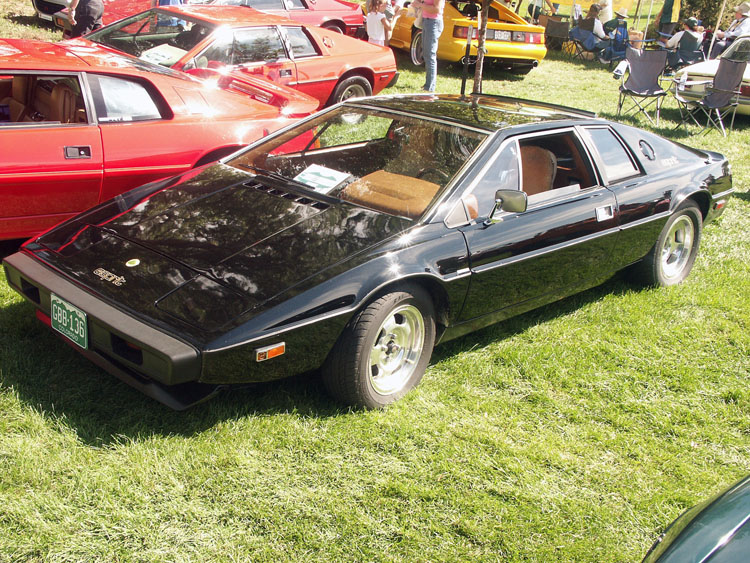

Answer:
[1,4,749,561]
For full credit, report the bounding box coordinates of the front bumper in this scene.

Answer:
[3,252,218,409]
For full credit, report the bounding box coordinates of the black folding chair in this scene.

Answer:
[544,18,570,51]
[675,58,748,136]
[617,47,668,126]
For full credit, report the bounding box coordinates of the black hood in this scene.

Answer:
[34,165,411,334]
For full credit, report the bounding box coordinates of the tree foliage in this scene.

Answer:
[682,0,733,30]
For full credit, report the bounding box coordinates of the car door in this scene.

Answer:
[281,25,336,105]
[86,73,200,202]
[456,129,620,323]
[578,125,666,269]
[0,73,103,240]
[202,26,298,90]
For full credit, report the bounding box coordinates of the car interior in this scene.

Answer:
[0,74,86,125]
[234,116,486,220]
[517,131,597,201]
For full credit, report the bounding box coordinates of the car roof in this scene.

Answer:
[347,93,599,132]
[0,39,91,71]
[153,5,300,27]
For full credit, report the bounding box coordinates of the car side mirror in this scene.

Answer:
[485,189,527,225]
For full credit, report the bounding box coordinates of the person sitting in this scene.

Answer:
[666,17,704,69]
[598,9,629,64]
[569,4,608,55]
[710,2,750,58]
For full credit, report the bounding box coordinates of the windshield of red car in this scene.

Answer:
[85,10,216,67]
[227,107,488,220]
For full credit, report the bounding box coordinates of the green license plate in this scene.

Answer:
[50,294,88,349]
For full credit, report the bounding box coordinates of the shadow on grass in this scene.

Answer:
[5,14,56,29]
[0,239,24,259]
[430,272,632,364]
[1,270,634,446]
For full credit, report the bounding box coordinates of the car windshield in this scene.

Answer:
[227,106,489,220]
[85,10,216,67]
[722,37,750,62]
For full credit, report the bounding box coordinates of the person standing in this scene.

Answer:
[527,0,557,24]
[656,0,681,36]
[366,0,391,46]
[411,0,445,92]
[711,2,750,58]
[68,0,104,38]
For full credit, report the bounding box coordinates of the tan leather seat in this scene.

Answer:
[0,75,32,122]
[341,170,440,219]
[520,145,557,197]
[50,84,77,123]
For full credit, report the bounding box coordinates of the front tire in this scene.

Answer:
[329,75,372,105]
[323,286,436,408]
[631,201,702,286]
[410,29,424,66]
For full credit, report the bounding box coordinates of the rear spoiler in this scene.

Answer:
[186,68,319,118]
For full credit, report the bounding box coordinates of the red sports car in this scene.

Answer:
[0,38,317,241]
[53,0,365,37]
[67,5,398,108]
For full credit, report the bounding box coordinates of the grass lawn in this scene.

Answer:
[1,2,748,561]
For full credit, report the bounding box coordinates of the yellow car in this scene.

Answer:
[389,1,547,73]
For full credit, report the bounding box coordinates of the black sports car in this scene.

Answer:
[2,94,734,410]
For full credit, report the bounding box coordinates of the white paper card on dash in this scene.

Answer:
[294,164,350,194]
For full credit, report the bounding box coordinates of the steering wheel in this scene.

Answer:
[416,167,450,182]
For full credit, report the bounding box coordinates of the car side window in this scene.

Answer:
[247,0,286,9]
[284,27,319,57]
[0,74,86,125]
[286,0,306,9]
[582,127,640,184]
[86,75,163,122]
[469,141,520,217]
[200,28,287,66]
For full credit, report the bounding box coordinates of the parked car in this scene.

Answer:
[65,5,398,108]
[3,93,733,409]
[389,0,546,73]
[642,475,750,562]
[52,0,365,37]
[673,34,750,115]
[0,38,317,241]
[31,0,69,22]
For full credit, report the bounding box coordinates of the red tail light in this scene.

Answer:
[453,26,477,39]
[526,32,543,44]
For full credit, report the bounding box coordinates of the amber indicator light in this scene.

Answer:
[255,342,286,362]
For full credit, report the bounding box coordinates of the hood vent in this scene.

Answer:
[243,181,330,211]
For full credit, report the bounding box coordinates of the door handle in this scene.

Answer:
[64,146,92,159]
[279,69,293,77]
[595,205,614,222]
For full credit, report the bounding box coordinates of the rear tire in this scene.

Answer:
[322,22,345,34]
[410,29,424,66]
[323,286,436,408]
[630,201,702,287]
[330,75,372,105]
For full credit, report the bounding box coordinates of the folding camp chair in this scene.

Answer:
[617,47,668,125]
[666,32,705,71]
[674,58,747,136]
[567,18,598,61]
[544,18,570,51]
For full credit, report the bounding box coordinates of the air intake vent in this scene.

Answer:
[243,182,329,210]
